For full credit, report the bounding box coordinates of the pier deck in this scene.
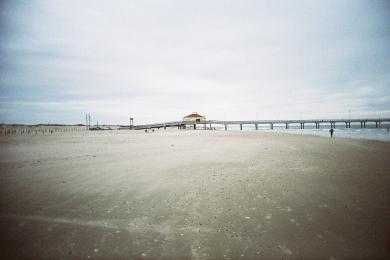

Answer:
[134,118,390,130]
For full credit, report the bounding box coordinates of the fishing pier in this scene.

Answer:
[134,118,390,131]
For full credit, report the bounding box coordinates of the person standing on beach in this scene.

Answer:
[330,128,334,138]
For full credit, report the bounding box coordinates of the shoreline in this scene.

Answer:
[1,123,390,143]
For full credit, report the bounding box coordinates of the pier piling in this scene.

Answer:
[134,118,390,131]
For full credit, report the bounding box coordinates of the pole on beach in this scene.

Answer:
[130,117,134,130]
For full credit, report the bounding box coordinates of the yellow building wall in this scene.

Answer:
[183,116,206,122]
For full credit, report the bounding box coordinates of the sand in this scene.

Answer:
[0,129,389,259]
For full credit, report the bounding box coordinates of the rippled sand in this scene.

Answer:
[0,129,389,259]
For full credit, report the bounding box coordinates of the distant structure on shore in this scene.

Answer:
[183,112,206,122]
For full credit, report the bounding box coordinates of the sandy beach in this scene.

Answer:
[0,129,389,259]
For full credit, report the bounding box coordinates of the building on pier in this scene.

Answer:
[183,112,206,122]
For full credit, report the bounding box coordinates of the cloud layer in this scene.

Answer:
[1,0,390,124]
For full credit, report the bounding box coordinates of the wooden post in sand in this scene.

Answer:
[130,117,134,130]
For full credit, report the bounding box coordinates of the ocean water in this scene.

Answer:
[210,123,390,142]
[265,127,390,142]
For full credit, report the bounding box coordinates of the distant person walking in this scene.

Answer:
[330,128,334,138]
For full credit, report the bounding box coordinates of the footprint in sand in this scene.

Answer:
[278,245,292,255]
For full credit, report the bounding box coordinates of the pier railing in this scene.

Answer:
[134,118,390,130]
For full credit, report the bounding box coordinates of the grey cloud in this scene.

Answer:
[0,0,389,124]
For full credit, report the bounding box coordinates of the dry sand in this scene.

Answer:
[0,129,389,259]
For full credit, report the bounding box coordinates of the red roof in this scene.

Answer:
[184,112,204,118]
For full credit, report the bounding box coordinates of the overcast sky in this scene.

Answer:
[1,0,390,124]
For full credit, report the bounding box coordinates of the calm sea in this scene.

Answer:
[212,123,390,142]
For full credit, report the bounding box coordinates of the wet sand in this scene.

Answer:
[0,130,389,259]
